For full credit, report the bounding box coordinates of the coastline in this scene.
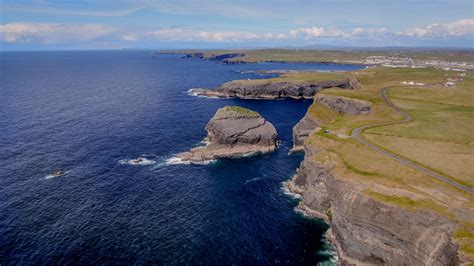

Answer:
[186,63,473,264]
[156,50,474,70]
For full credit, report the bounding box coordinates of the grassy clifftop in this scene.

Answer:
[214,106,260,119]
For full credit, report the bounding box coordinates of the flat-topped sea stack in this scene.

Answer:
[179,106,278,162]
[190,77,361,99]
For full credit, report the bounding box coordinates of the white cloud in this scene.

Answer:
[0,23,113,44]
[289,27,348,39]
[351,27,388,37]
[402,19,474,37]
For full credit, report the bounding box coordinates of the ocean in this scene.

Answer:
[0,51,363,265]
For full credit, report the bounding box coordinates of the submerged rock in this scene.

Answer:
[178,106,278,162]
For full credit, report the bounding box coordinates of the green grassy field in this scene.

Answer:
[219,106,259,116]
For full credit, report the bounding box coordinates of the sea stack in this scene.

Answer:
[179,106,278,162]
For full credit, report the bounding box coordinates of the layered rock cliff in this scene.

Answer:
[190,77,361,99]
[178,106,278,162]
[315,94,372,115]
[287,98,461,265]
[288,144,459,265]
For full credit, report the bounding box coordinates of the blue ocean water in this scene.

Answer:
[0,51,362,265]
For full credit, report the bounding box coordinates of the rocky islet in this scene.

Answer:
[178,106,278,162]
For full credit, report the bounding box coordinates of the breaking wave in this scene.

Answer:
[119,157,156,166]
[281,180,302,199]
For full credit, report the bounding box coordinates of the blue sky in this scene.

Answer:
[1,0,473,50]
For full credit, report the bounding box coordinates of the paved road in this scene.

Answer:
[351,87,474,194]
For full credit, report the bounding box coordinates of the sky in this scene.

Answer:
[0,0,473,50]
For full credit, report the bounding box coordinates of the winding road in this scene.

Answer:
[351,87,474,195]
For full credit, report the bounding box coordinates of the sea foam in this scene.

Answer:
[186,89,221,99]
[281,181,302,199]
[44,170,69,180]
[119,157,156,166]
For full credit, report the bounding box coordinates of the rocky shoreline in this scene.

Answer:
[178,106,278,162]
[184,69,466,264]
[189,77,361,100]
[285,150,459,265]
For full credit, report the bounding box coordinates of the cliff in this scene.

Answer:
[287,97,465,265]
[190,77,361,99]
[288,144,459,265]
[178,106,278,162]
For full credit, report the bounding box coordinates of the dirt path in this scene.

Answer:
[351,87,474,194]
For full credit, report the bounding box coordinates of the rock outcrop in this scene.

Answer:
[182,52,204,59]
[287,145,460,265]
[178,106,278,162]
[315,94,372,115]
[183,52,245,61]
[291,112,320,152]
[190,77,361,99]
[291,95,372,151]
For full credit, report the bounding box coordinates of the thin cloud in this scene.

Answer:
[121,0,280,19]
[402,19,474,37]
[0,23,114,44]
[2,4,142,17]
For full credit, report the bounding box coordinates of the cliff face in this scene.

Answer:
[205,106,278,147]
[179,106,278,162]
[315,94,372,115]
[288,145,459,265]
[190,78,361,99]
[288,98,461,265]
[292,112,320,151]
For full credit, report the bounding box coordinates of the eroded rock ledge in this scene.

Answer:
[190,77,361,99]
[178,106,278,162]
